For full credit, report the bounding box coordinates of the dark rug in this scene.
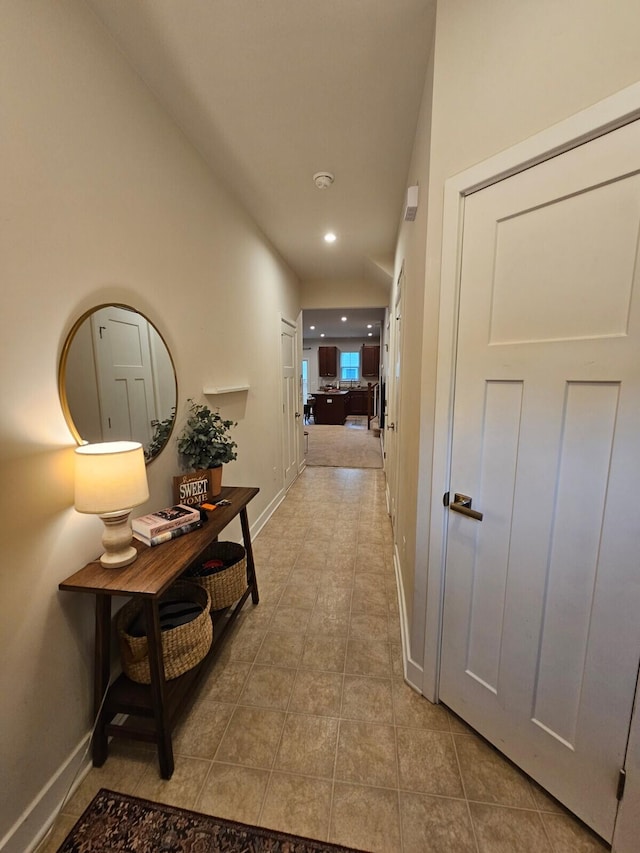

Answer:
[56,788,367,852]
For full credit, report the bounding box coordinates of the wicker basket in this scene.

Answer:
[185,541,247,610]
[117,580,212,684]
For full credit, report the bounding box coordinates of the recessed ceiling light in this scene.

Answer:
[324,232,337,243]
[320,333,325,338]
[341,316,347,322]
[367,324,372,329]
[310,325,315,330]
[368,332,373,337]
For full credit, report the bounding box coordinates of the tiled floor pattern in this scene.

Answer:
[42,467,608,853]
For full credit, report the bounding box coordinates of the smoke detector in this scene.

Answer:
[313,171,335,190]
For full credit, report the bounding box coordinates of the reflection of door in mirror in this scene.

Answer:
[93,306,156,448]
[64,306,175,452]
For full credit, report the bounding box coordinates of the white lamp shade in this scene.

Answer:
[75,441,149,515]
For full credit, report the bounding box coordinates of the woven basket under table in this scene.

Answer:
[185,541,247,611]
[117,580,212,684]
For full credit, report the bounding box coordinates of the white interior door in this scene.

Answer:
[440,119,640,841]
[281,319,299,490]
[91,306,157,447]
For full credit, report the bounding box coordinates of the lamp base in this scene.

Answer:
[99,545,138,569]
[99,509,138,569]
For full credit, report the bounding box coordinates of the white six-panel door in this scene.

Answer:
[439,119,640,841]
[92,305,157,448]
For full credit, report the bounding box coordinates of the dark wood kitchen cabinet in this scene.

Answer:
[348,388,371,416]
[318,345,338,377]
[313,391,349,424]
[361,345,380,377]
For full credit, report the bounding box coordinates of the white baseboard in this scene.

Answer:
[251,487,285,539]
[1,734,92,853]
[392,542,424,691]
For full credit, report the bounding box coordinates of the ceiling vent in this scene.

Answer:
[404,185,419,221]
[313,171,335,189]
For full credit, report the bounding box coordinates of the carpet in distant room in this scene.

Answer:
[55,789,367,853]
[305,418,382,468]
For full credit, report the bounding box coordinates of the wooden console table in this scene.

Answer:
[59,485,259,779]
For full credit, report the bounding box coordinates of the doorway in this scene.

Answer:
[431,99,640,843]
[385,266,404,528]
[301,308,386,470]
[281,317,299,491]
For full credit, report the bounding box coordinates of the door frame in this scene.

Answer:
[423,81,640,850]
[385,264,404,526]
[279,315,301,491]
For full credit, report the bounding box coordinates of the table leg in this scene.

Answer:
[92,594,111,767]
[240,506,260,605]
[143,599,174,779]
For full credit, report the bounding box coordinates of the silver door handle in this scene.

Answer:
[449,493,483,521]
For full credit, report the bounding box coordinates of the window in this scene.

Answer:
[302,359,309,401]
[340,351,360,381]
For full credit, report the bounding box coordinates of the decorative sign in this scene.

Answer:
[172,469,212,507]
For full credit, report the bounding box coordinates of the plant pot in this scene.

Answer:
[209,464,223,497]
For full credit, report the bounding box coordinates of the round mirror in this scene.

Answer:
[59,304,177,463]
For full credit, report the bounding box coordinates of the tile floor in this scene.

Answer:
[42,467,609,853]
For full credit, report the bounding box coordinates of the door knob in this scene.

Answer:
[388,422,395,430]
[295,412,301,418]
[449,493,483,521]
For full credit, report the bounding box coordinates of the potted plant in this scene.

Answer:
[176,399,237,497]
[144,407,176,461]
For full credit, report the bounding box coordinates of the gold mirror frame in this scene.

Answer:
[58,304,178,463]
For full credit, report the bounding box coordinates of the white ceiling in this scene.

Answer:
[85,0,434,288]
[303,307,385,341]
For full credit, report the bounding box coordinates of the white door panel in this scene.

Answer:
[441,119,640,840]
[91,306,157,447]
[386,269,403,525]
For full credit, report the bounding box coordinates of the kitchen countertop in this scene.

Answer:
[313,386,377,394]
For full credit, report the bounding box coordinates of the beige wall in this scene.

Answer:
[393,0,640,681]
[0,0,299,844]
[389,40,435,672]
[300,278,390,309]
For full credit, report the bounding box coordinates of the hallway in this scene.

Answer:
[43,467,606,853]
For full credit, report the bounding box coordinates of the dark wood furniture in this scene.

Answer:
[312,390,349,424]
[59,485,259,779]
[347,388,371,416]
[361,344,380,377]
[318,345,338,377]
[313,386,379,426]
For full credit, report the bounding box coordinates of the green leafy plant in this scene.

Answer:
[144,407,176,461]
[176,398,237,470]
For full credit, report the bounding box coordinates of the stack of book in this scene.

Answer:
[132,504,202,547]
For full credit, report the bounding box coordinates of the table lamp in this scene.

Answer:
[74,441,149,568]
